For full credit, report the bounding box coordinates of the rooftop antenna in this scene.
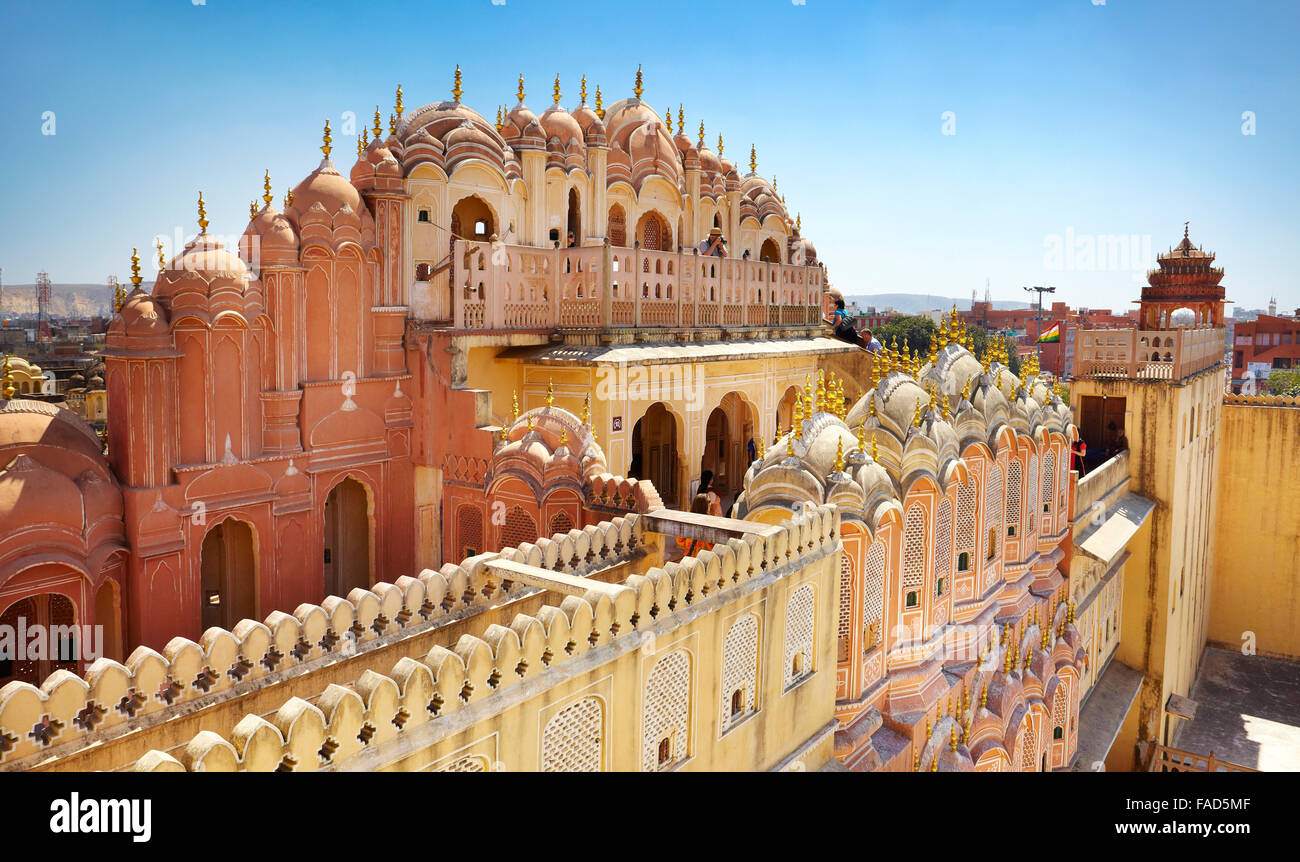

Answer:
[36,270,52,342]
[984,277,990,304]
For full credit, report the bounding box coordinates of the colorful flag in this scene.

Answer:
[1036,323,1061,343]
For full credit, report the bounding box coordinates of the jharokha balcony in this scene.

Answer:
[1072,325,1225,381]
[414,239,826,335]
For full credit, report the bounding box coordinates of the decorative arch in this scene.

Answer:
[199,516,258,631]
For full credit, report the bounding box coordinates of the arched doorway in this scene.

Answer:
[0,593,80,685]
[629,403,679,507]
[702,392,757,506]
[566,188,581,247]
[201,519,257,631]
[636,211,672,251]
[776,384,801,436]
[759,237,782,263]
[94,578,123,664]
[324,477,372,598]
[450,195,496,258]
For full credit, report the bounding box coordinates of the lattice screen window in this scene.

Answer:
[549,510,575,537]
[1052,686,1068,740]
[1026,457,1039,535]
[719,615,759,732]
[837,553,853,661]
[1060,449,1069,508]
[457,506,483,558]
[501,505,539,550]
[1042,450,1056,517]
[902,505,926,596]
[1006,461,1022,534]
[1021,725,1038,772]
[863,543,885,648]
[609,206,626,247]
[439,755,489,772]
[541,695,604,772]
[934,500,952,596]
[985,464,1003,571]
[956,479,978,569]
[783,583,817,688]
[643,650,691,771]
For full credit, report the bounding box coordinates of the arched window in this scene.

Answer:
[457,506,483,558]
[501,506,539,550]
[1006,460,1022,537]
[643,649,691,771]
[719,614,759,731]
[902,505,926,607]
[608,205,626,247]
[783,583,816,688]
[541,695,604,772]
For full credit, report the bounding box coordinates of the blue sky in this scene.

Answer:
[1,0,1296,312]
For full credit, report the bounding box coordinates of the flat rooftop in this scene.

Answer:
[1171,647,1300,771]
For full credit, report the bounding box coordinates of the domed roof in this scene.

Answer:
[539,103,584,147]
[697,142,722,175]
[0,454,86,534]
[241,206,298,260]
[169,233,248,278]
[287,159,365,221]
[111,288,169,338]
[603,98,662,149]
[491,404,608,484]
[0,397,106,469]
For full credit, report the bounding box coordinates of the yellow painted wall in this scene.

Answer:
[1209,405,1300,659]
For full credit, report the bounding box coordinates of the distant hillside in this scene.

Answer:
[0,283,114,319]
[845,293,1031,315]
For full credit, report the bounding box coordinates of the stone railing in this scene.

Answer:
[444,240,824,332]
[1073,326,1224,381]
[1148,744,1256,773]
[1223,392,1300,408]
[1074,450,1130,519]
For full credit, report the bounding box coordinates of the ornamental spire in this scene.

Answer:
[553,74,562,105]
[395,84,404,119]
[677,104,684,135]
[250,200,258,220]
[834,435,845,473]
[750,144,757,174]
[263,170,273,207]
[594,84,603,118]
[129,247,143,287]
[580,75,588,104]
[546,379,554,407]
[517,73,526,104]
[717,133,724,156]
[197,192,209,234]
[633,64,644,100]
[452,65,463,104]
[359,127,369,157]
[389,112,397,136]
[698,120,705,147]
[1,356,12,401]
[373,106,383,139]
[320,120,332,158]
[156,238,165,273]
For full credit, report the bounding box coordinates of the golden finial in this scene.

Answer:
[749,144,757,174]
[793,398,804,440]
[857,420,866,453]
[962,376,972,403]
[321,119,332,158]
[1042,615,1051,649]
[156,238,165,272]
[677,104,684,135]
[546,379,554,407]
[495,106,504,133]
[283,190,293,209]
[931,755,939,773]
[594,85,604,118]
[373,106,382,139]
[926,716,932,740]
[1,356,13,401]
[913,397,922,428]
[1067,600,1075,624]
[981,682,988,710]
[263,170,273,207]
[582,392,591,426]
[452,64,463,104]
[500,424,508,443]
[698,120,705,147]
[249,200,258,220]
[942,392,951,422]
[553,74,562,105]
[526,413,534,433]
[560,427,568,448]
[786,430,794,457]
[913,748,920,772]
[757,437,765,460]
[633,64,644,100]
[511,391,520,421]
[950,725,959,753]
[395,83,404,119]
[580,76,588,104]
[870,431,878,461]
[834,435,845,473]
[717,133,724,156]
[796,213,801,232]
[1003,624,1014,674]
[517,73,526,103]
[665,105,672,131]
[389,112,397,136]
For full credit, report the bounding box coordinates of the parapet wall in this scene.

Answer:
[1209,401,1300,659]
[2,504,842,772]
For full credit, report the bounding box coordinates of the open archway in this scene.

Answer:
[324,477,372,598]
[702,392,757,506]
[201,518,257,631]
[629,403,680,507]
[0,593,80,685]
[759,237,782,263]
[94,578,123,664]
[566,187,581,246]
[776,384,802,436]
[450,195,496,258]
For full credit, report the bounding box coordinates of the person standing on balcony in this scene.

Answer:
[697,227,727,257]
[863,327,883,353]
[567,231,577,248]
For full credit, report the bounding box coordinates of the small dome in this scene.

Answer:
[170,233,248,278]
[0,454,85,534]
[241,206,298,261]
[288,159,365,221]
[111,288,169,338]
[539,104,584,148]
